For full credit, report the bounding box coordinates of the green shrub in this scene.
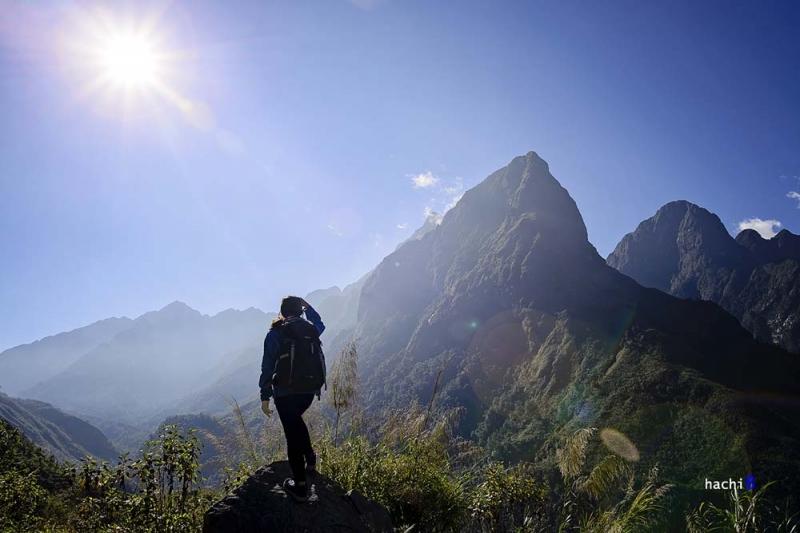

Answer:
[0,469,49,532]
[4,399,800,533]
[556,428,673,533]
[319,431,468,531]
[467,462,548,532]
[68,424,212,532]
[686,481,799,533]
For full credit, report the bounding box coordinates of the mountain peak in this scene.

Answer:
[658,199,695,210]
[356,150,604,367]
[607,200,743,298]
[651,200,723,227]
[610,200,800,352]
[520,150,549,168]
[212,306,268,321]
[735,227,765,248]
[775,228,800,247]
[737,226,800,263]
[440,149,589,247]
[161,301,195,312]
[137,301,203,324]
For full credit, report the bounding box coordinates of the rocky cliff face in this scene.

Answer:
[356,152,606,373]
[607,201,800,352]
[348,152,800,491]
[203,461,392,533]
[605,201,750,300]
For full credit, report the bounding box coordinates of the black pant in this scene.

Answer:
[274,393,315,483]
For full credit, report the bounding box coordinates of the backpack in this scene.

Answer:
[272,318,326,394]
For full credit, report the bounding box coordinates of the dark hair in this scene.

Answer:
[280,296,303,318]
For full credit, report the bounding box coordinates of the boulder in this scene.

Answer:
[203,461,393,533]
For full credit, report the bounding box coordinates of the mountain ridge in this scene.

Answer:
[344,152,800,493]
[0,392,117,462]
[0,316,134,395]
[22,304,270,424]
[607,200,800,352]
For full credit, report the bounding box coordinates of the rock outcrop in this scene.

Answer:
[203,461,392,533]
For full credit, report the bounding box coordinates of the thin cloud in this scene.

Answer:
[442,177,464,196]
[411,170,465,231]
[326,224,343,237]
[445,192,464,212]
[442,177,464,212]
[423,206,444,225]
[410,171,439,189]
[737,217,782,238]
[396,223,408,229]
[787,191,800,208]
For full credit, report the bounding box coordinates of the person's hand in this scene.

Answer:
[298,298,309,310]
[261,399,272,417]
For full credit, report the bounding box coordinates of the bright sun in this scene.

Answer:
[98,33,161,88]
[65,9,199,119]
[65,10,172,96]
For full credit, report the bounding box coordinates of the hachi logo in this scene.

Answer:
[704,473,757,491]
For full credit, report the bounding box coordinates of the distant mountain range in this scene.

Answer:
[0,317,133,395]
[164,213,443,418]
[0,392,116,462]
[6,303,269,425]
[607,200,800,353]
[0,206,443,432]
[3,151,799,496]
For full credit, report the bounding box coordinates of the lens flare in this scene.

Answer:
[600,428,640,462]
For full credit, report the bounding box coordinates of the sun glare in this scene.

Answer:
[98,33,160,88]
[64,8,209,126]
[65,9,175,101]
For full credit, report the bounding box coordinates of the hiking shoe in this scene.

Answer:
[282,478,308,503]
[305,452,317,475]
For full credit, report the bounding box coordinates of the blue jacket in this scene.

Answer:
[259,305,325,401]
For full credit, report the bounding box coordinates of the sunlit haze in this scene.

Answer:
[1,1,799,351]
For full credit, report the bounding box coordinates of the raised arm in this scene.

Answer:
[301,301,325,336]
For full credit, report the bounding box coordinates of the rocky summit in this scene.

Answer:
[607,200,800,352]
[203,461,392,533]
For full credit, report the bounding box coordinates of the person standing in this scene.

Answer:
[259,296,326,502]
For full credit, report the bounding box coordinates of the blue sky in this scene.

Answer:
[1,0,799,350]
